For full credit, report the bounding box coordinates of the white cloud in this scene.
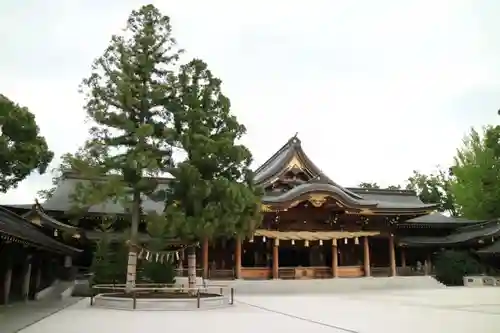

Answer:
[0,0,499,203]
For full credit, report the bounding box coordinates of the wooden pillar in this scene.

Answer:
[363,236,371,277]
[235,236,242,279]
[401,248,406,268]
[3,257,12,305]
[389,234,396,277]
[35,263,42,292]
[331,239,338,278]
[272,239,279,279]
[202,238,209,279]
[22,255,32,301]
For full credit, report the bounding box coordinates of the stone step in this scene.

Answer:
[214,276,445,295]
[35,280,75,301]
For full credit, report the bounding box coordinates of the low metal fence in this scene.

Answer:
[90,283,235,310]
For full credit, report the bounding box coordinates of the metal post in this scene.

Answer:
[230,287,234,305]
[132,291,137,309]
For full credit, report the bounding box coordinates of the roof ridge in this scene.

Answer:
[347,187,417,196]
[62,170,173,184]
[253,134,300,174]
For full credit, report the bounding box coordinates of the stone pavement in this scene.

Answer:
[14,288,500,333]
[0,297,82,333]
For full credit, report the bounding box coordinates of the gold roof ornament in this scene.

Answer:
[260,204,274,212]
[286,155,304,171]
[308,194,327,207]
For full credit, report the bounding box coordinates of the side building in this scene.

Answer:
[0,205,81,304]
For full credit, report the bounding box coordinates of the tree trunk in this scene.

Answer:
[125,190,141,293]
[187,245,197,294]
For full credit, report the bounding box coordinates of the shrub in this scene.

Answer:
[90,239,128,285]
[138,260,176,284]
[434,250,485,286]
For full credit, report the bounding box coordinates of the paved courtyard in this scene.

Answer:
[16,288,500,333]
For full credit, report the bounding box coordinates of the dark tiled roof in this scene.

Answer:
[399,220,500,246]
[477,239,500,254]
[0,206,81,255]
[42,174,169,215]
[82,231,184,245]
[403,213,481,225]
[83,230,151,241]
[22,204,79,232]
[262,183,436,211]
[38,136,438,215]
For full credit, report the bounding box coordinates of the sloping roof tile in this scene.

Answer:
[0,206,81,254]
[404,213,482,225]
[400,220,500,246]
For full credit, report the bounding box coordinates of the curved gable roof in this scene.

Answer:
[254,135,362,200]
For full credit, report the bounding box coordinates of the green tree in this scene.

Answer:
[357,182,401,190]
[74,5,182,293]
[406,169,458,216]
[0,94,53,192]
[358,182,380,189]
[162,59,262,290]
[450,126,500,220]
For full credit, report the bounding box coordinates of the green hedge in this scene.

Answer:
[434,250,486,286]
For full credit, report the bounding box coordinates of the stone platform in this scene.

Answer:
[16,287,500,333]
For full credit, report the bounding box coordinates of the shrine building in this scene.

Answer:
[5,135,500,281]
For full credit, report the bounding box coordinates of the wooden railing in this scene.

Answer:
[172,266,435,280]
[278,267,295,279]
[209,269,234,280]
[371,266,390,277]
[174,268,203,277]
[240,267,271,280]
[338,266,364,278]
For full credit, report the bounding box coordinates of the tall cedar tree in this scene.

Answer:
[163,59,262,289]
[0,95,53,192]
[77,5,181,292]
[451,126,500,219]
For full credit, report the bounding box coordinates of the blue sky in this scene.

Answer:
[0,0,499,203]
